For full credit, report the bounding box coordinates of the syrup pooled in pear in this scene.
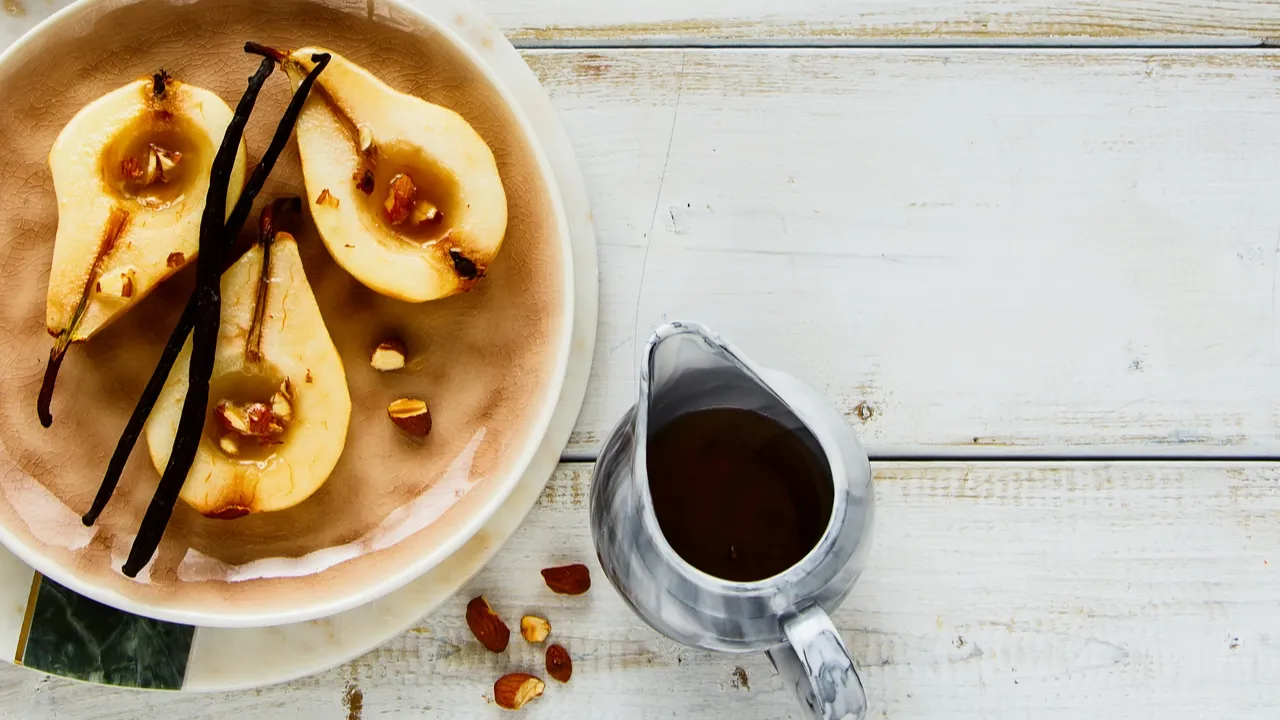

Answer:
[40,72,248,426]
[144,231,351,518]
[281,46,507,302]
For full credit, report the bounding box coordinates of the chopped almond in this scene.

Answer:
[384,173,418,225]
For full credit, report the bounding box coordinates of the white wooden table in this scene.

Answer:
[4,0,1280,717]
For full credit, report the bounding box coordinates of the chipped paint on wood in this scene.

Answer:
[522,51,687,99]
[342,683,362,720]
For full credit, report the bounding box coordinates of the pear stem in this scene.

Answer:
[243,42,286,64]
[36,334,71,428]
[246,197,300,363]
[38,206,130,427]
[114,51,331,577]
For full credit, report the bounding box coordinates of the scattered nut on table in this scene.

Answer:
[545,644,572,683]
[521,615,551,643]
[541,563,591,595]
[494,673,545,710]
[466,595,510,653]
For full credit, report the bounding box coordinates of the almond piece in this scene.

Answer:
[465,596,510,653]
[494,673,544,711]
[96,266,136,299]
[270,389,293,425]
[357,124,375,155]
[370,339,407,371]
[387,397,431,436]
[520,615,551,643]
[143,144,181,184]
[121,157,144,181]
[246,402,285,437]
[218,434,240,457]
[214,402,252,435]
[541,563,591,595]
[316,188,340,209]
[409,199,440,225]
[217,399,287,442]
[545,644,572,683]
[384,173,418,225]
[166,251,185,268]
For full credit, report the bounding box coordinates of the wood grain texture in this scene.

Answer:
[525,48,1280,457]
[1,461,1276,717]
[5,0,1280,49]
[496,0,1280,46]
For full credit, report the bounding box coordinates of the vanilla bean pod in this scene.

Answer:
[82,52,275,527]
[87,49,330,527]
[121,51,331,577]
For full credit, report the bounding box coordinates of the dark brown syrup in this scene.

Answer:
[647,407,832,582]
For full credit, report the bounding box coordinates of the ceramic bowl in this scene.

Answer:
[0,0,579,626]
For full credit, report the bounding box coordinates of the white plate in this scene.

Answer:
[0,0,596,689]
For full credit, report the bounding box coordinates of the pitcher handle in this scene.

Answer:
[766,604,867,720]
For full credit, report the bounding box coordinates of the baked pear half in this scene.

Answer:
[283,47,507,302]
[145,229,351,518]
[40,72,247,426]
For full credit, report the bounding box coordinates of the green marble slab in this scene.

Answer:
[20,576,194,689]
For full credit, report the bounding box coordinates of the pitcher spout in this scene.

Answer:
[639,321,786,439]
[638,322,828,462]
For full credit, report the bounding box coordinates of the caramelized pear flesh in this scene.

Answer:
[144,232,351,517]
[284,47,507,302]
[46,74,248,343]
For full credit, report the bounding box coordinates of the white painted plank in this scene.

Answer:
[495,0,1280,46]
[3,0,1279,48]
[524,49,1280,456]
[1,461,1276,717]
[0,552,32,664]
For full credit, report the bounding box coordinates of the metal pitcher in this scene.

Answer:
[590,321,875,720]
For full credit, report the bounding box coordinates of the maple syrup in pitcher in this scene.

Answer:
[647,407,834,582]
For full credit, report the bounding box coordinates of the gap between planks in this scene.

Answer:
[557,451,1280,463]
[512,39,1280,50]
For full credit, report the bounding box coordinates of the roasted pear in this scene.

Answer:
[144,227,350,518]
[40,72,248,426]
[280,46,507,302]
